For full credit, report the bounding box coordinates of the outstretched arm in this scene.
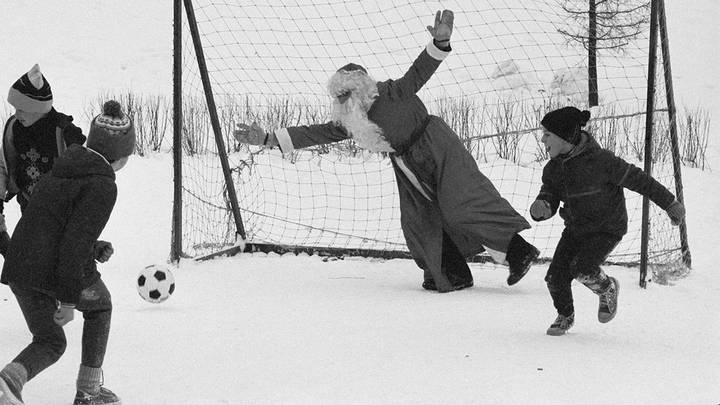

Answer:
[234,121,350,154]
[604,152,675,208]
[378,10,454,100]
[603,151,685,224]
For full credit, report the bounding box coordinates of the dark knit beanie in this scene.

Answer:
[337,63,367,74]
[87,101,136,162]
[7,64,53,113]
[541,106,591,145]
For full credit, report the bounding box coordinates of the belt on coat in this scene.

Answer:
[390,115,435,201]
[391,115,432,156]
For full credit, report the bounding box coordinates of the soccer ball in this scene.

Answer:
[137,264,176,303]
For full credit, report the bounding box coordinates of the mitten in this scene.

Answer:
[426,10,454,47]
[93,240,114,263]
[233,122,277,147]
[0,213,9,256]
[665,200,686,226]
[529,199,552,221]
[54,304,75,326]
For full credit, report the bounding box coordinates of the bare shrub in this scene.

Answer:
[85,92,171,156]
[81,91,711,174]
[678,106,710,170]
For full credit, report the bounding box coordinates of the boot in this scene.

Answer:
[506,234,540,286]
[73,387,121,405]
[422,276,473,291]
[74,366,121,405]
[546,312,575,336]
[0,363,26,405]
[598,277,620,323]
[0,376,23,405]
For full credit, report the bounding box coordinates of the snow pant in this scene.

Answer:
[545,230,621,316]
[8,279,112,385]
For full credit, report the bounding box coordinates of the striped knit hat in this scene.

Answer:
[7,64,53,113]
[88,100,136,162]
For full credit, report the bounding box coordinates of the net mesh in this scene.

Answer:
[179,0,687,280]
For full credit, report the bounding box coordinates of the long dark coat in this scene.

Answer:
[1,145,117,304]
[274,43,530,290]
[534,132,675,236]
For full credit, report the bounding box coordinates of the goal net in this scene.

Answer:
[177,0,689,282]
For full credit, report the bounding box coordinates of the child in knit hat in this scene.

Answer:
[0,100,135,405]
[0,64,86,257]
[531,106,686,336]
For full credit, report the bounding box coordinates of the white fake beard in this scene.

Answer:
[329,72,395,153]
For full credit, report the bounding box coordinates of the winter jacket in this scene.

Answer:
[0,108,86,210]
[273,41,530,288]
[533,132,675,236]
[0,144,117,304]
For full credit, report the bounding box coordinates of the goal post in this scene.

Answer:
[172,0,690,285]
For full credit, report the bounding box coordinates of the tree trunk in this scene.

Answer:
[588,0,599,106]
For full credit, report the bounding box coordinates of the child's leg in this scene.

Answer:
[75,279,112,395]
[573,233,622,293]
[572,233,622,323]
[2,284,68,399]
[545,230,580,317]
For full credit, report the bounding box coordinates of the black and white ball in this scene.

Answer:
[137,264,176,303]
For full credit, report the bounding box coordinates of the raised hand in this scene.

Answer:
[426,10,454,43]
[233,122,268,146]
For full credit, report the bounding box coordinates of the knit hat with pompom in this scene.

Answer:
[7,64,53,113]
[87,100,136,162]
[541,106,591,145]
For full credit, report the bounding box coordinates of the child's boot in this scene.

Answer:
[597,276,620,323]
[546,312,574,336]
[0,363,27,405]
[0,377,23,405]
[506,234,540,286]
[74,366,121,405]
[578,272,620,323]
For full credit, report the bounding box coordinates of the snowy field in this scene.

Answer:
[1,1,719,404]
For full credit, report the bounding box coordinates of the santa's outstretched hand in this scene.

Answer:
[234,122,269,146]
[234,122,279,148]
[426,10,453,44]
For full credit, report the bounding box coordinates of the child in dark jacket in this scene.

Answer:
[531,106,685,336]
[0,64,87,256]
[0,100,135,405]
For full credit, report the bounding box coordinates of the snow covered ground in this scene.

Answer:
[1,1,719,404]
[4,153,718,405]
